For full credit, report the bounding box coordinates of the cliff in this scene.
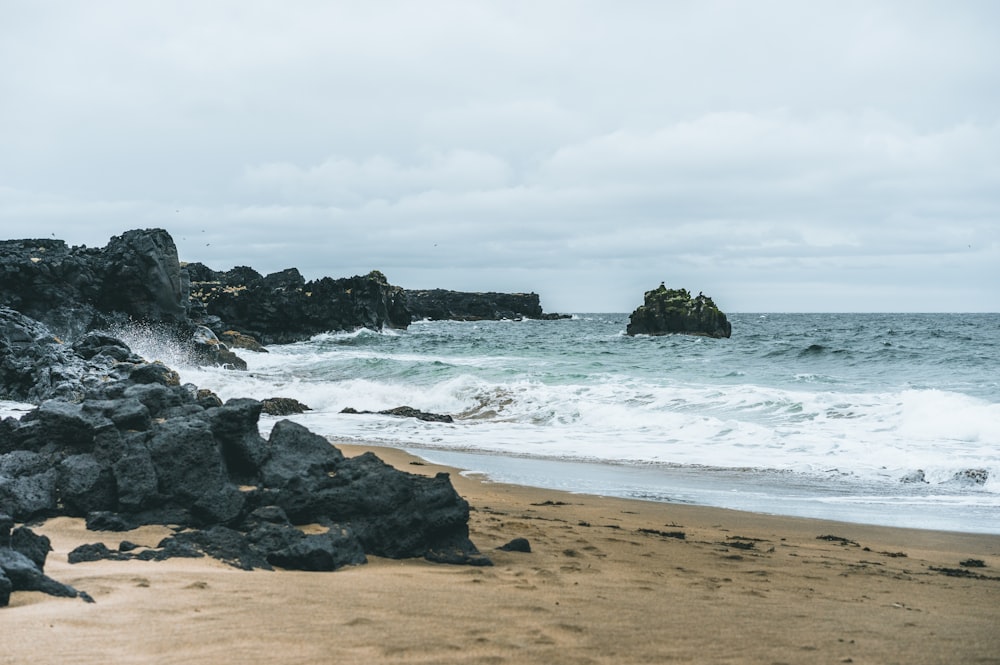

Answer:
[187,265,411,344]
[405,289,560,321]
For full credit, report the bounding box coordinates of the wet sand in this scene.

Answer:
[5,444,1000,664]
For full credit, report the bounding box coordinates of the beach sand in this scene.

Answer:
[5,444,1000,664]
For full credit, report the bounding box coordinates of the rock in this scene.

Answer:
[498,537,532,553]
[1,514,92,606]
[260,397,311,416]
[218,330,267,353]
[189,327,248,370]
[0,229,186,338]
[340,406,454,423]
[404,289,547,321]
[0,231,247,371]
[1,311,485,581]
[949,468,989,486]
[626,284,732,338]
[266,527,367,571]
[899,470,928,484]
[189,266,411,343]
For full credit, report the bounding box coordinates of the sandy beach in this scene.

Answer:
[5,444,1000,665]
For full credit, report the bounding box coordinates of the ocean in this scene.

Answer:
[10,312,999,534]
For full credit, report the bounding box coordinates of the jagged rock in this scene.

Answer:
[404,289,545,321]
[260,397,311,416]
[266,526,368,571]
[1,514,92,606]
[341,405,454,423]
[218,330,267,353]
[0,230,246,370]
[188,265,411,343]
[626,284,732,338]
[1,310,486,600]
[188,327,248,371]
[0,229,186,338]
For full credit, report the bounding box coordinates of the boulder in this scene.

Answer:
[1,513,93,606]
[626,284,732,338]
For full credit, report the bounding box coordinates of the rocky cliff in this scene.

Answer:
[0,229,188,339]
[187,265,411,344]
[404,289,561,321]
[626,284,732,338]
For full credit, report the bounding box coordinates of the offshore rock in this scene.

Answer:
[404,289,550,321]
[626,284,732,338]
[341,406,454,423]
[260,397,311,416]
[187,265,411,343]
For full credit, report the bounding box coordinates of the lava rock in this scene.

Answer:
[626,284,732,338]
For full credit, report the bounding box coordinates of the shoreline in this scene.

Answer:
[6,443,1000,664]
[330,439,1000,536]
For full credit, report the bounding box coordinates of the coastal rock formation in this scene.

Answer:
[1,312,487,604]
[404,289,565,321]
[0,229,245,369]
[187,264,411,344]
[626,284,732,338]
[0,229,187,339]
[0,306,150,403]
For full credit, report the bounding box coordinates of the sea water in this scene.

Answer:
[12,313,998,534]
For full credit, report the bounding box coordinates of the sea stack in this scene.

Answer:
[626,284,732,338]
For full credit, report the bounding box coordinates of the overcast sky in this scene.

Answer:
[1,1,998,312]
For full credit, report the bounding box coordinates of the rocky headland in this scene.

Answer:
[626,284,732,338]
[404,289,568,321]
[1,228,539,605]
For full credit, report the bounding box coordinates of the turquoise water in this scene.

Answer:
[171,313,1000,533]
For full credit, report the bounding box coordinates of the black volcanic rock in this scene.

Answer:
[341,405,454,423]
[1,310,485,605]
[404,289,547,321]
[1,513,93,606]
[0,229,246,369]
[188,265,411,343]
[0,229,186,338]
[0,306,187,407]
[626,284,732,338]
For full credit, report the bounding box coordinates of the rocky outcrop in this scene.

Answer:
[341,406,454,423]
[0,230,246,370]
[0,229,187,339]
[404,289,563,321]
[187,264,411,344]
[1,312,486,605]
[0,306,152,403]
[626,284,732,338]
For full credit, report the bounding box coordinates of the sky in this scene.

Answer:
[1,1,998,313]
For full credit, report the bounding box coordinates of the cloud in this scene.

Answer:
[1,1,998,311]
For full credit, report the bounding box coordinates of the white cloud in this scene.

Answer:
[1,1,998,311]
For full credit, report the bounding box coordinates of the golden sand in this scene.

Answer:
[5,445,999,664]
